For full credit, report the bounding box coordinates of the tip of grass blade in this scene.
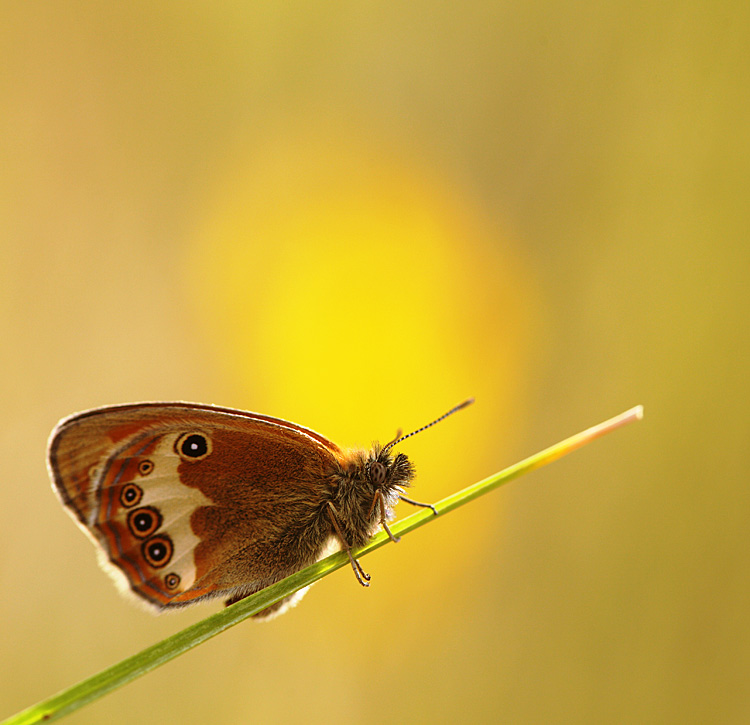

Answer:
[569,403,644,449]
[511,404,644,473]
[592,404,644,435]
[622,404,644,422]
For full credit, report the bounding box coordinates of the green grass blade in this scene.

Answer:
[3,405,642,725]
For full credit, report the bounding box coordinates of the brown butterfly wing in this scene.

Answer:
[48,403,343,610]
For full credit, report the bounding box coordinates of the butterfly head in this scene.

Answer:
[366,444,415,499]
[333,399,474,541]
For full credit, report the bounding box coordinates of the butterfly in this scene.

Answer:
[48,399,472,618]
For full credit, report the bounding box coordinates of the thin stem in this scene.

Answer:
[2,405,642,725]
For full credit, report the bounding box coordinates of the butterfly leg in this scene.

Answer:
[378,492,401,543]
[366,491,401,543]
[327,502,370,587]
[399,494,438,516]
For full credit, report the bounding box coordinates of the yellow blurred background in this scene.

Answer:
[1,3,748,723]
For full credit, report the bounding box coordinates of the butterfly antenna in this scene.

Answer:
[382,398,474,455]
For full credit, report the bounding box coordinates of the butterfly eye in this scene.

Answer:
[138,459,154,476]
[127,506,162,539]
[175,432,212,461]
[142,535,173,568]
[370,461,387,486]
[120,483,143,508]
[164,573,181,590]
